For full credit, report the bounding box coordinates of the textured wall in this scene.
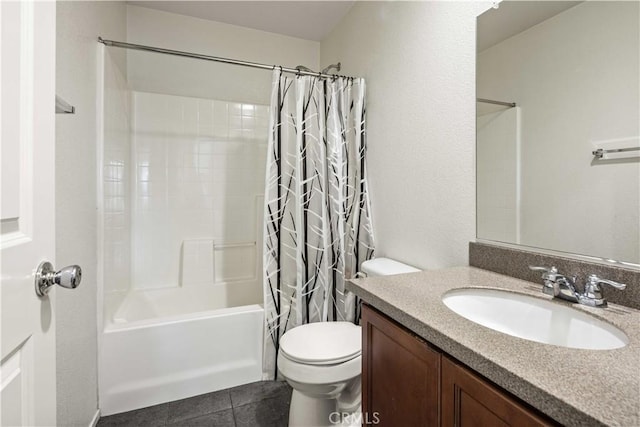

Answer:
[321,1,491,270]
[56,2,126,425]
[126,5,320,105]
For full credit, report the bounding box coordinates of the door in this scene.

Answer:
[1,1,57,426]
[362,304,441,427]
[441,356,553,427]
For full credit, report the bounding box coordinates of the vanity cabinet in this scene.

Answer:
[361,304,555,427]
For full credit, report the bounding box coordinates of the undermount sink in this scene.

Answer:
[442,288,628,350]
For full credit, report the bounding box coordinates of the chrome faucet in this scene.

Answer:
[529,266,626,307]
[529,266,578,301]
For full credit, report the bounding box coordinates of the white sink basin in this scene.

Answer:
[442,288,628,350]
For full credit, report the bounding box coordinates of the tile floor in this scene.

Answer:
[97,381,292,427]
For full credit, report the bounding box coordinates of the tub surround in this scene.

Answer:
[470,242,640,310]
[347,267,640,426]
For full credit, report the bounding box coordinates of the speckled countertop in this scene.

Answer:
[347,267,640,427]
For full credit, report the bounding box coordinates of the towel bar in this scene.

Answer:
[592,147,640,159]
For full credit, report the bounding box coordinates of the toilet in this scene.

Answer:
[278,257,420,427]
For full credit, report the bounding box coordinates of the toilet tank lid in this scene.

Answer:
[360,258,420,276]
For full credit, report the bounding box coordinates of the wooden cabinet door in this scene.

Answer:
[441,356,554,427]
[362,304,440,427]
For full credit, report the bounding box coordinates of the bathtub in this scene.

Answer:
[99,282,264,416]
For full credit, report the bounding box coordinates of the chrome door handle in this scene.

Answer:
[35,261,82,297]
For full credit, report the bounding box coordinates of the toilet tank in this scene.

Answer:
[360,258,420,277]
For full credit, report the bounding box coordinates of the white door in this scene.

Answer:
[1,1,57,426]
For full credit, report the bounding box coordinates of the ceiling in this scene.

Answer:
[127,1,355,41]
[477,1,583,52]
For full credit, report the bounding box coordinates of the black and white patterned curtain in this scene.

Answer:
[262,68,375,378]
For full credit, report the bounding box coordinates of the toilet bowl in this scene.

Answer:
[278,322,361,427]
[278,258,419,427]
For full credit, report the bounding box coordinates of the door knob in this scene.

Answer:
[35,261,82,297]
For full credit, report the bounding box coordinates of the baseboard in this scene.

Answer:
[89,409,100,427]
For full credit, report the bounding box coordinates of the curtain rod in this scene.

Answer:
[98,37,353,80]
[477,98,517,107]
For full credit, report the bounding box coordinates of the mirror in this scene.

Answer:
[476,1,640,266]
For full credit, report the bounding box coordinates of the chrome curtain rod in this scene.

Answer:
[477,98,516,108]
[98,37,352,80]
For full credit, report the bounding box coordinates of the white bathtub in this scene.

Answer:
[99,282,264,416]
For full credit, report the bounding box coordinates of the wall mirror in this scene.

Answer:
[476,1,640,266]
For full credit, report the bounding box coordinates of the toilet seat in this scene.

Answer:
[280,322,361,366]
[278,352,362,386]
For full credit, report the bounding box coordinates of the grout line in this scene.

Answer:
[231,404,238,427]
[167,407,235,427]
[231,392,292,411]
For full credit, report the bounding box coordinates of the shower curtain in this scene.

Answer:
[262,68,375,378]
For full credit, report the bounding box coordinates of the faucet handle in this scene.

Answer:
[529,265,559,279]
[585,275,626,290]
[528,266,574,281]
[581,274,626,307]
[529,265,557,273]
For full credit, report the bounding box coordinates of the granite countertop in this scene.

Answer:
[347,266,640,427]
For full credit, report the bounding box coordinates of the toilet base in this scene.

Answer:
[288,390,362,427]
[288,390,337,427]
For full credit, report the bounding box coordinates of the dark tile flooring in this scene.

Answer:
[97,381,292,427]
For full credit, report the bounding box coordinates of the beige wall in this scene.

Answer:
[56,2,126,425]
[126,5,320,105]
[321,1,491,270]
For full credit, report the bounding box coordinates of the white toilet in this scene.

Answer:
[278,257,420,427]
